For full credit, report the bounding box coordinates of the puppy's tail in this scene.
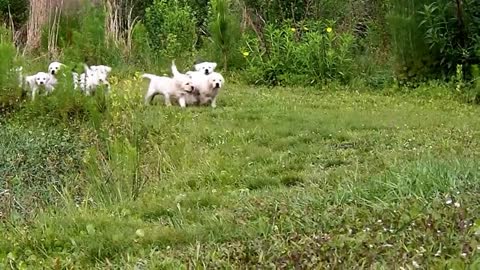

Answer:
[141,73,157,81]
[83,64,91,73]
[171,60,181,77]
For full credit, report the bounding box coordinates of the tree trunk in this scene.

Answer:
[25,0,70,51]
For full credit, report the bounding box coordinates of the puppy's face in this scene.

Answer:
[35,72,50,85]
[177,76,195,93]
[48,62,64,75]
[194,62,217,75]
[208,73,225,89]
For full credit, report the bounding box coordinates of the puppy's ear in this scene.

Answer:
[105,66,112,73]
[212,63,218,69]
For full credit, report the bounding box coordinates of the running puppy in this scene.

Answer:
[141,72,195,107]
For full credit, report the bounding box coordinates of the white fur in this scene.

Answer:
[10,66,24,88]
[141,72,195,107]
[24,72,56,100]
[193,61,217,75]
[90,65,112,75]
[190,72,225,108]
[48,61,65,75]
[73,65,111,95]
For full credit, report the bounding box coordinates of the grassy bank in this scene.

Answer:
[1,83,479,268]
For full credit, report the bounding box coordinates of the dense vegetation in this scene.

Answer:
[0,0,479,268]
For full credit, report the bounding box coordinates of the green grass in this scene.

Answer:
[1,82,480,269]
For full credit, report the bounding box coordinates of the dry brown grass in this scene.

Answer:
[25,0,104,52]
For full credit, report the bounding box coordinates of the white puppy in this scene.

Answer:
[190,72,225,108]
[48,61,65,75]
[24,72,56,100]
[141,72,195,107]
[90,65,112,89]
[193,61,217,75]
[73,65,110,95]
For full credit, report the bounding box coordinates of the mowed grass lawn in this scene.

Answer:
[1,83,480,268]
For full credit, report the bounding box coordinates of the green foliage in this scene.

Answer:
[0,25,23,117]
[465,64,480,104]
[242,0,323,22]
[388,0,480,82]
[130,22,157,68]
[242,21,356,86]
[145,0,197,60]
[387,0,434,83]
[0,0,28,26]
[206,0,242,71]
[19,69,106,125]
[58,6,123,66]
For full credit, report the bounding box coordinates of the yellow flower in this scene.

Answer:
[326,27,333,33]
[290,28,296,32]
[242,51,250,57]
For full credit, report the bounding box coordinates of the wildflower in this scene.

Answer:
[242,51,250,57]
[290,28,296,32]
[326,27,333,33]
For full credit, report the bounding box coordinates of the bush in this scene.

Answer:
[242,21,356,86]
[145,0,197,60]
[387,0,480,82]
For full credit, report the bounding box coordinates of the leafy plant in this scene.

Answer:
[242,21,356,86]
[145,0,197,60]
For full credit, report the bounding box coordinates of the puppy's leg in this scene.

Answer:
[164,94,172,107]
[144,86,157,105]
[178,96,186,108]
[144,93,154,105]
[46,85,54,95]
[31,86,38,101]
[211,96,217,108]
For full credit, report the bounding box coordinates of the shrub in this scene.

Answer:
[145,0,197,60]
[387,0,480,82]
[241,21,356,86]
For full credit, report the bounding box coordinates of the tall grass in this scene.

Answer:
[207,0,241,71]
[0,25,22,116]
[386,0,434,82]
